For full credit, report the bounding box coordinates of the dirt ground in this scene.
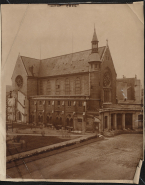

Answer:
[6,134,143,180]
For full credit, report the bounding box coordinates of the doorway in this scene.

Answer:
[125,113,132,129]
[117,114,122,129]
[104,116,108,129]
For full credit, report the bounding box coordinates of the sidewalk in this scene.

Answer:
[7,133,84,137]
[6,133,99,163]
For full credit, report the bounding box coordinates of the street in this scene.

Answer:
[7,134,143,180]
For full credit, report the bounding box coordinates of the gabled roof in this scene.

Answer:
[39,46,105,77]
[20,46,106,77]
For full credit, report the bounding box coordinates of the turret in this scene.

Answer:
[89,27,101,71]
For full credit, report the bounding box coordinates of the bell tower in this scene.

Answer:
[88,27,102,108]
[92,27,99,53]
[89,27,101,71]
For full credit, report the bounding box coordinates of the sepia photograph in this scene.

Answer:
[1,3,144,182]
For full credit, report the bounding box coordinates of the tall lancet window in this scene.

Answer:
[65,78,70,95]
[56,79,60,95]
[46,80,51,95]
[75,77,81,94]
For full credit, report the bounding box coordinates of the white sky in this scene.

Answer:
[1,3,144,87]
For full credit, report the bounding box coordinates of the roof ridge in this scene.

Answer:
[41,46,105,60]
[20,46,105,61]
[20,55,41,61]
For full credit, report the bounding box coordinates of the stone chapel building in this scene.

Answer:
[10,29,143,132]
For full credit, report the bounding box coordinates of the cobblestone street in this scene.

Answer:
[7,134,143,180]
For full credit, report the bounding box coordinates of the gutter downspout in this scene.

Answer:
[89,66,90,96]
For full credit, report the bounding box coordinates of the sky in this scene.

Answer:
[1,3,144,88]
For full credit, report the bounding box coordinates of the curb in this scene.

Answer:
[7,134,103,163]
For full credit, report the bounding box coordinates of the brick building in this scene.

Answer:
[10,29,143,132]
[116,75,142,103]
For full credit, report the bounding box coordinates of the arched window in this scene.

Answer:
[40,80,43,95]
[46,80,51,95]
[75,77,81,94]
[56,79,60,95]
[65,78,70,95]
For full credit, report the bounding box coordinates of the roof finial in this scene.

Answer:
[40,42,41,60]
[92,25,98,42]
[106,39,108,47]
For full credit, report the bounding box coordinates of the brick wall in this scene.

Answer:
[27,78,38,97]
[90,71,101,99]
[29,99,85,124]
[38,73,89,96]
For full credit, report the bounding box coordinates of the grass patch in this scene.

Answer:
[7,135,70,156]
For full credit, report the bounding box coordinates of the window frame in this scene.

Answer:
[46,80,51,95]
[68,101,71,106]
[94,64,98,69]
[48,101,51,105]
[56,79,60,95]
[65,78,70,95]
[75,77,81,94]
[57,101,60,106]
[78,101,82,107]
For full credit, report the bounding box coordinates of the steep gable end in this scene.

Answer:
[102,46,117,75]
[11,55,28,94]
[11,55,27,80]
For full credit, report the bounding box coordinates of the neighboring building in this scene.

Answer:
[9,29,143,132]
[100,75,143,131]
[6,91,16,122]
[116,75,142,103]
[6,86,12,121]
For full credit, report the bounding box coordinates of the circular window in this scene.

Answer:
[15,75,23,88]
[103,72,111,87]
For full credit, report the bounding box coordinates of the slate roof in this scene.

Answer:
[21,46,106,77]
[21,56,40,77]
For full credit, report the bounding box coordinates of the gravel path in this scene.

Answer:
[7,134,143,180]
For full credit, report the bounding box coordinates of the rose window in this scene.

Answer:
[103,72,111,87]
